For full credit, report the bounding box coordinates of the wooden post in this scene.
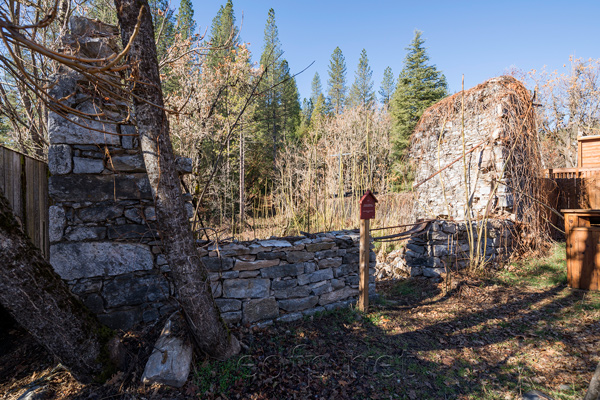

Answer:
[359,218,370,312]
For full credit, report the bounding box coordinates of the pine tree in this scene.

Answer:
[254,8,299,176]
[327,47,347,114]
[310,72,323,104]
[347,48,375,109]
[280,60,301,142]
[176,0,196,40]
[379,66,395,106]
[206,0,239,70]
[390,30,447,158]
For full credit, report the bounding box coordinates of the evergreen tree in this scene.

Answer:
[347,48,375,109]
[206,0,239,69]
[310,72,323,105]
[379,66,395,106]
[280,60,301,142]
[390,30,447,158]
[253,8,299,175]
[327,47,347,114]
[176,0,196,40]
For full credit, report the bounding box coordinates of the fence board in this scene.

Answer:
[0,145,49,259]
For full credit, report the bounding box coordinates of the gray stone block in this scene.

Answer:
[309,281,332,296]
[286,251,314,263]
[315,249,337,259]
[215,299,241,313]
[109,153,145,172]
[144,206,156,221]
[50,174,152,202]
[49,205,66,242]
[108,224,157,240]
[48,144,72,175]
[306,242,335,252]
[234,258,279,271]
[120,125,137,149]
[319,287,358,305]
[79,204,124,222]
[142,313,193,388]
[298,268,333,285]
[65,226,106,241]
[221,311,242,324]
[260,264,303,279]
[124,207,143,223]
[278,296,318,312]
[48,106,120,145]
[256,251,285,260]
[274,285,311,299]
[102,274,169,308]
[334,264,357,277]
[222,278,270,299]
[175,156,193,174]
[50,242,153,280]
[342,253,359,265]
[318,257,342,269]
[243,298,279,323]
[272,279,297,290]
[73,157,104,173]
[256,239,292,248]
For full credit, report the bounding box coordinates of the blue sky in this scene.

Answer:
[189,0,600,100]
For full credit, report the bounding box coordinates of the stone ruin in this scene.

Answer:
[379,77,546,280]
[47,18,375,330]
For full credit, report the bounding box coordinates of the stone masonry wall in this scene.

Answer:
[202,232,376,326]
[410,77,535,221]
[377,220,516,280]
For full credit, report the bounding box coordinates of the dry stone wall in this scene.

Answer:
[202,232,376,326]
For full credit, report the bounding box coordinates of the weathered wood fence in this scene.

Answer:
[0,145,49,258]
[547,168,600,210]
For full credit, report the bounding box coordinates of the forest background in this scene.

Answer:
[1,0,599,246]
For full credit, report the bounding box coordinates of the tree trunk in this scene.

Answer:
[0,192,106,383]
[585,360,600,400]
[113,0,240,359]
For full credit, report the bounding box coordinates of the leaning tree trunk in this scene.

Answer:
[0,193,106,383]
[113,0,240,359]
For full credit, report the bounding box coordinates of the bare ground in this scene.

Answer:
[1,242,598,399]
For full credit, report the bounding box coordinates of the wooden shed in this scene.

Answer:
[578,135,600,169]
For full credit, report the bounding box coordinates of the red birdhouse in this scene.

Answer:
[359,190,378,220]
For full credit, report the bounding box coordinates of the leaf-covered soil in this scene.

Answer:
[1,242,599,399]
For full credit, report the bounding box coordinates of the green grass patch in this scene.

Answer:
[496,242,567,288]
[194,356,251,395]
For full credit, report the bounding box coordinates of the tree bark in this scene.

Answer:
[585,360,600,400]
[0,192,106,383]
[113,0,240,359]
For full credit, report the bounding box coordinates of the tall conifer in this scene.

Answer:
[379,66,395,106]
[327,47,347,114]
[348,48,375,109]
[390,30,447,158]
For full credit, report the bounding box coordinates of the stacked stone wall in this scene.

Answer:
[203,232,376,326]
[378,220,516,280]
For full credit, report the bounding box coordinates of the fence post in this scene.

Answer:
[359,218,370,312]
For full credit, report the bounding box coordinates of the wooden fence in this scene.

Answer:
[0,145,49,258]
[547,168,600,210]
